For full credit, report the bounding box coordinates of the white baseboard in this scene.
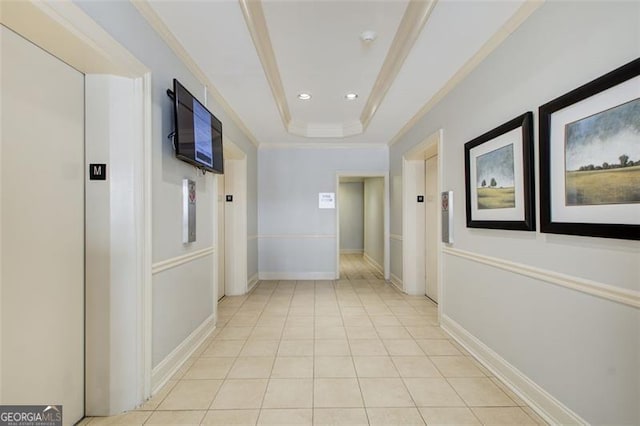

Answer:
[340,249,364,254]
[151,314,216,395]
[259,272,335,281]
[390,273,404,293]
[248,273,259,291]
[363,253,384,275]
[441,315,586,426]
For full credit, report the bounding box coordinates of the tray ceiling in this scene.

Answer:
[143,0,538,146]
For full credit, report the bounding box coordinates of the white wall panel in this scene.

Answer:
[85,74,144,415]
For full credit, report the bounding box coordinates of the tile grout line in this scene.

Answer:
[339,281,372,425]
[255,280,282,422]
[207,280,263,421]
[311,280,316,425]
[207,282,252,420]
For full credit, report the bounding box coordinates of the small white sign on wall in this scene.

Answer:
[319,192,335,209]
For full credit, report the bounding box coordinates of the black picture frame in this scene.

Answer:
[539,58,640,241]
[464,112,535,231]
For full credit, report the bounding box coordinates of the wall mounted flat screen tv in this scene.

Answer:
[172,78,223,174]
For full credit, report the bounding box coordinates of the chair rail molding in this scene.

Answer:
[443,246,640,309]
[152,247,215,275]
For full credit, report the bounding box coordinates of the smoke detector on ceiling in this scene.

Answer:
[360,30,377,43]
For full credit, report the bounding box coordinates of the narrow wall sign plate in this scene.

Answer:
[319,192,335,209]
[442,191,454,244]
[89,163,107,180]
[183,179,196,243]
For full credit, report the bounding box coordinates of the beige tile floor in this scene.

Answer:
[84,255,547,425]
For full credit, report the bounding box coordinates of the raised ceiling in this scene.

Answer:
[143,0,538,146]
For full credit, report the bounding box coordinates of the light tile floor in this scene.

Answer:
[84,255,547,425]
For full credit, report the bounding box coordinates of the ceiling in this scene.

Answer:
[144,0,534,146]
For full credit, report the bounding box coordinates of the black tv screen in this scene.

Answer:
[172,79,223,174]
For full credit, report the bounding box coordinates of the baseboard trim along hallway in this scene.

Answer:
[151,314,217,395]
[441,315,586,426]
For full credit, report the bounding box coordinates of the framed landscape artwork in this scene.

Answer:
[539,58,640,240]
[464,112,535,231]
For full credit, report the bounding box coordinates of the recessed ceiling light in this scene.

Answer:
[345,93,358,100]
[297,92,312,100]
[360,30,377,43]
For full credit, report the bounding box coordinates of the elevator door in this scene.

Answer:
[1,26,85,425]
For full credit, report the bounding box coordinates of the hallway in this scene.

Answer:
[84,256,545,425]
[1,2,637,423]
[339,254,384,280]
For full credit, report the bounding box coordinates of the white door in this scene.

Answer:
[425,156,439,302]
[1,26,85,425]
[217,174,225,300]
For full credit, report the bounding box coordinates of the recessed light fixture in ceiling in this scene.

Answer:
[360,30,377,43]
[345,93,358,100]
[297,92,312,100]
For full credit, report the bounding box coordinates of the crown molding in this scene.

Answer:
[238,0,291,130]
[258,142,388,150]
[288,119,363,138]
[360,0,438,131]
[388,0,544,147]
[131,0,260,147]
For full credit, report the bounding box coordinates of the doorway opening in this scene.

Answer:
[402,130,443,317]
[335,173,390,281]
